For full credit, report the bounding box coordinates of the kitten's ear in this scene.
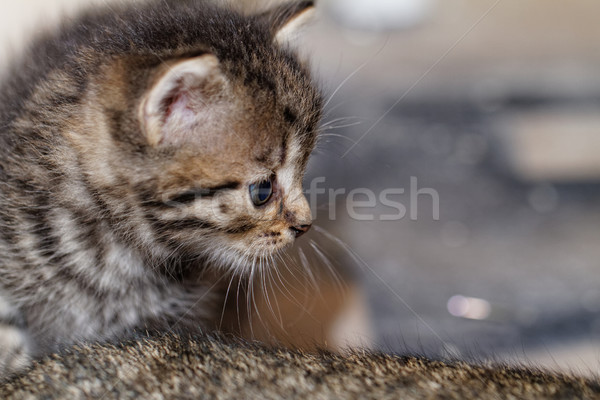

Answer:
[261,1,317,45]
[140,54,226,147]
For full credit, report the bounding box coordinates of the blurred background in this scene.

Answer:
[302,0,600,377]
[3,0,600,377]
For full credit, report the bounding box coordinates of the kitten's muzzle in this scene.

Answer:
[290,224,311,238]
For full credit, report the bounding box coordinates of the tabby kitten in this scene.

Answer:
[0,0,321,376]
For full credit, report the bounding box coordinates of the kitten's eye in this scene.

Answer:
[249,177,274,206]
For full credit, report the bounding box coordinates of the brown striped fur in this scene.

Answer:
[0,0,322,377]
[1,334,599,399]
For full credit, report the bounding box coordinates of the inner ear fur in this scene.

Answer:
[139,54,226,147]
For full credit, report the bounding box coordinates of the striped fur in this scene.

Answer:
[0,0,322,377]
[2,334,599,399]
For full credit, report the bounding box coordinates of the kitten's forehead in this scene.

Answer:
[220,82,319,174]
[227,127,302,176]
[213,37,322,166]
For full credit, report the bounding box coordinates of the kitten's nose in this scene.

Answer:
[290,224,311,238]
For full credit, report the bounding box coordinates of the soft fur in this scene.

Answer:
[0,334,598,399]
[0,0,321,376]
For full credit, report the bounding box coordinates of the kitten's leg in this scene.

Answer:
[0,325,31,376]
[0,296,31,377]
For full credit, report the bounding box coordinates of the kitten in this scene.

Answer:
[0,0,322,376]
[1,334,598,399]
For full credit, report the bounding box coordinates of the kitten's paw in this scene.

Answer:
[0,324,31,377]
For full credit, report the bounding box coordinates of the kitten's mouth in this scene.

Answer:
[257,231,286,245]
[254,239,292,256]
[223,227,300,266]
[242,235,295,262]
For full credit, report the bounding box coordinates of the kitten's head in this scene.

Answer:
[82,1,322,270]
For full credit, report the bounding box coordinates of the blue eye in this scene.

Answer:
[249,177,274,206]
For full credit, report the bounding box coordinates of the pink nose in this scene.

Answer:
[291,224,311,238]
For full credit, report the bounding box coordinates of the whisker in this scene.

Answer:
[272,253,316,318]
[323,36,389,109]
[255,256,276,332]
[318,132,360,144]
[218,271,237,331]
[322,122,364,132]
[246,259,256,339]
[320,116,361,129]
[265,267,285,331]
[235,267,245,336]
[273,254,308,306]
[297,246,323,302]
[309,240,347,298]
